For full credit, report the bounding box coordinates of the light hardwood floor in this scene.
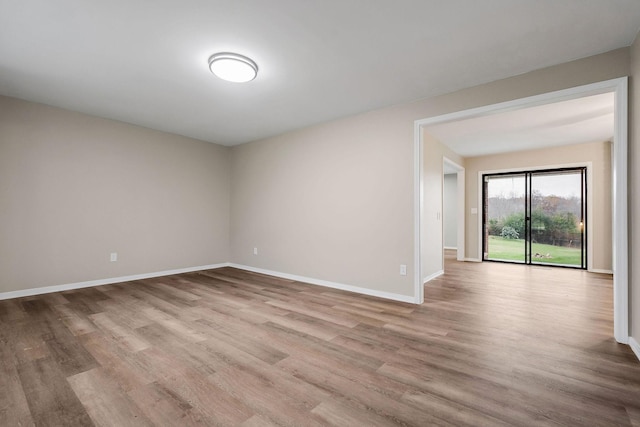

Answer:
[1,253,639,426]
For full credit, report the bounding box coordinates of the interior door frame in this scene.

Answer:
[414,77,628,344]
[443,157,465,262]
[481,166,588,269]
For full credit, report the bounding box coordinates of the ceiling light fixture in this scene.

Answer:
[208,52,258,83]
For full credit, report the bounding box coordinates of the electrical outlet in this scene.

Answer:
[253,247,258,255]
[110,252,118,262]
[400,264,407,276]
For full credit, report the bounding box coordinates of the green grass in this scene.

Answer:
[487,236,582,266]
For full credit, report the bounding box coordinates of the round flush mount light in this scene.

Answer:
[208,52,258,83]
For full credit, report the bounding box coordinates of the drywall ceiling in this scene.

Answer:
[426,92,615,157]
[0,1,638,146]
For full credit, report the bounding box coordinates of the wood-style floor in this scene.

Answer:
[1,252,639,426]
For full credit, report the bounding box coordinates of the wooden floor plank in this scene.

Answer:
[0,336,34,426]
[135,347,254,425]
[79,331,157,391]
[89,312,151,353]
[0,250,638,425]
[53,303,97,337]
[210,364,328,427]
[67,367,154,427]
[17,357,94,426]
[311,398,404,427]
[0,299,28,323]
[126,380,209,426]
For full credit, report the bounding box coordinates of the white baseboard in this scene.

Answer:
[589,268,614,275]
[2,262,416,306]
[229,263,415,304]
[464,258,482,262]
[423,270,444,284]
[630,337,640,363]
[0,263,230,301]
[443,246,457,250]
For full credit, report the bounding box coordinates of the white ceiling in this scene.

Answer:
[0,1,638,146]
[427,92,615,157]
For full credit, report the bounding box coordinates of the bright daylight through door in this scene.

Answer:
[483,168,586,269]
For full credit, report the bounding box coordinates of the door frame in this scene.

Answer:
[443,157,465,262]
[480,166,590,269]
[413,77,628,344]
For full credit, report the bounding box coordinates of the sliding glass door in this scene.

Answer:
[483,167,586,269]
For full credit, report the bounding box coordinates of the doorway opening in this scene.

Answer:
[413,77,628,343]
[482,167,587,269]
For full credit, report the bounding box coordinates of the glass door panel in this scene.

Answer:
[529,170,585,268]
[483,174,526,263]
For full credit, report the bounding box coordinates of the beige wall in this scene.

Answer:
[0,96,230,293]
[463,141,612,271]
[230,109,415,296]
[230,48,629,299]
[630,33,640,342]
